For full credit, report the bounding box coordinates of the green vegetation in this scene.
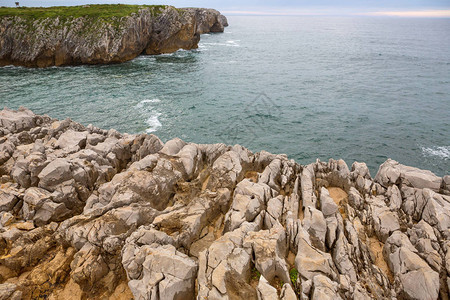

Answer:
[289,268,298,285]
[0,4,167,20]
[289,268,300,294]
[0,4,170,39]
[251,267,261,281]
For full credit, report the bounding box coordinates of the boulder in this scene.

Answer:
[311,275,341,300]
[0,212,14,227]
[303,207,327,249]
[442,175,450,195]
[23,187,52,219]
[383,232,440,300]
[375,159,441,192]
[320,187,338,216]
[159,138,187,156]
[38,158,72,190]
[408,221,441,271]
[124,243,198,300]
[301,164,316,208]
[370,199,400,243]
[56,130,88,150]
[243,224,290,283]
[421,189,450,237]
[257,276,278,300]
[0,108,35,133]
[0,190,19,212]
[33,201,71,226]
[280,284,297,300]
[386,185,402,210]
[295,227,337,281]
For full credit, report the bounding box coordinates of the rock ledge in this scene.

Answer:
[0,107,449,299]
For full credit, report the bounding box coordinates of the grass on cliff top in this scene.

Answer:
[0,4,168,19]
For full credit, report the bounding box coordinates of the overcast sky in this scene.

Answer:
[2,0,450,16]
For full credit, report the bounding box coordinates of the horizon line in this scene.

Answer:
[222,9,450,18]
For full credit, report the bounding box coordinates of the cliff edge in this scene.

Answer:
[0,5,228,67]
[0,107,449,299]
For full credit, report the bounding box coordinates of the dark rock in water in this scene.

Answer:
[0,107,449,299]
[0,6,228,67]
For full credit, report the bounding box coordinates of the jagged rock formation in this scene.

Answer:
[0,6,228,67]
[0,107,449,299]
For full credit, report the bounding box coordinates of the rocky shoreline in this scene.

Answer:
[0,107,449,299]
[0,6,228,67]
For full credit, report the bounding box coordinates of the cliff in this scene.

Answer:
[0,107,449,299]
[0,5,228,67]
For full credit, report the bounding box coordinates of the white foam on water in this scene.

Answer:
[226,40,240,46]
[201,42,240,47]
[136,98,161,108]
[145,112,162,133]
[422,146,450,159]
[2,65,24,69]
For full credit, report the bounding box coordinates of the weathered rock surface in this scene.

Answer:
[0,6,228,67]
[0,107,449,299]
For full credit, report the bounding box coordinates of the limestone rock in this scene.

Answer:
[442,175,450,195]
[0,190,19,212]
[383,231,440,300]
[368,196,401,243]
[0,108,448,299]
[0,283,21,300]
[160,137,187,156]
[421,189,450,237]
[257,276,278,300]
[0,7,228,67]
[320,187,338,216]
[295,227,338,281]
[303,207,327,249]
[375,159,442,192]
[56,130,88,150]
[301,164,316,208]
[38,158,72,190]
[280,283,297,300]
[243,224,290,283]
[0,107,35,133]
[311,275,342,300]
[123,235,198,300]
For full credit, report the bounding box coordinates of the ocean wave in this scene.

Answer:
[201,42,240,47]
[136,98,161,108]
[1,65,25,69]
[422,146,450,160]
[145,112,162,133]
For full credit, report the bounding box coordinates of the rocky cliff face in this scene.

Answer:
[0,7,228,67]
[0,107,449,299]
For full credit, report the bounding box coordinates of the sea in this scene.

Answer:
[1,16,449,176]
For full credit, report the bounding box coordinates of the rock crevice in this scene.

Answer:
[0,107,449,299]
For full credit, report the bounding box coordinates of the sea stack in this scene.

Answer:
[0,5,228,67]
[0,107,449,299]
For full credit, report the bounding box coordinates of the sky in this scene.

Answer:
[2,0,450,17]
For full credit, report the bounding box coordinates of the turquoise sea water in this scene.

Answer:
[1,16,449,176]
